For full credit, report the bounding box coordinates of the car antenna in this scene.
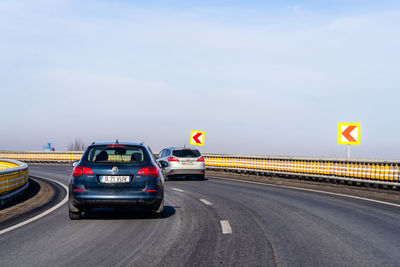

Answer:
[115,139,119,144]
[91,141,95,145]
[183,138,187,148]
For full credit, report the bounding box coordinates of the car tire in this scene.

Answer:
[152,198,164,218]
[69,210,82,220]
[68,198,82,220]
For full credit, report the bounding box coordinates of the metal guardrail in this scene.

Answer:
[205,154,400,186]
[0,151,83,163]
[0,151,399,187]
[0,159,29,205]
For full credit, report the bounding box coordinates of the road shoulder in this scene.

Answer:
[0,176,65,230]
[207,170,400,205]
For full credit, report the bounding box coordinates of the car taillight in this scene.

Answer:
[197,157,205,162]
[73,166,94,177]
[73,189,85,192]
[137,166,159,178]
[168,156,179,162]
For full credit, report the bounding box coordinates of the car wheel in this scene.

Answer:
[152,198,164,218]
[69,210,82,220]
[68,198,82,220]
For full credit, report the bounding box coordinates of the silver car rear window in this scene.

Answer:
[172,149,201,158]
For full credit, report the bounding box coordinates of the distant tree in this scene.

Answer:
[67,138,86,151]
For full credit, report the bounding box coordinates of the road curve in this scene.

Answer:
[0,165,399,266]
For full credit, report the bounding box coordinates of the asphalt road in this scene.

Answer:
[0,165,399,267]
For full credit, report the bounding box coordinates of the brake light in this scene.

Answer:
[145,189,157,192]
[197,157,205,162]
[137,166,159,178]
[107,145,126,147]
[73,166,94,177]
[73,189,85,192]
[168,156,179,162]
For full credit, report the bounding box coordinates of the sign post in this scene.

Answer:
[347,145,350,158]
[338,123,360,158]
[190,130,205,146]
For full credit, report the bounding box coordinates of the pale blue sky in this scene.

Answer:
[1,0,399,159]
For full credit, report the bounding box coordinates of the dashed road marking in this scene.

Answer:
[220,220,232,234]
[199,199,212,205]
[171,188,184,192]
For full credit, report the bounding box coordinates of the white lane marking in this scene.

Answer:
[0,175,69,236]
[220,220,232,234]
[213,177,400,208]
[171,188,184,192]
[199,199,212,206]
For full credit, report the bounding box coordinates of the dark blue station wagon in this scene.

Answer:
[68,142,165,219]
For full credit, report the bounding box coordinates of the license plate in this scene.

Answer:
[99,176,130,183]
[181,161,195,165]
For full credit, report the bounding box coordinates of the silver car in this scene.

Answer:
[157,147,205,180]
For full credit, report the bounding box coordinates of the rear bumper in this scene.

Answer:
[69,190,163,209]
[167,169,205,175]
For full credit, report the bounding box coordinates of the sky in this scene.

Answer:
[1,0,399,159]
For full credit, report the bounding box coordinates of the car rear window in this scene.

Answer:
[172,149,201,158]
[83,145,149,164]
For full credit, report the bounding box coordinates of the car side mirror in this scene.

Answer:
[72,161,79,167]
[159,161,168,168]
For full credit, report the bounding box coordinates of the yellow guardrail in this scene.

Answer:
[0,151,399,186]
[0,161,19,169]
[0,151,82,162]
[0,159,29,197]
[204,155,400,186]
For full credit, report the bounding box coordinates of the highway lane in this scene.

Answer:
[0,165,399,266]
